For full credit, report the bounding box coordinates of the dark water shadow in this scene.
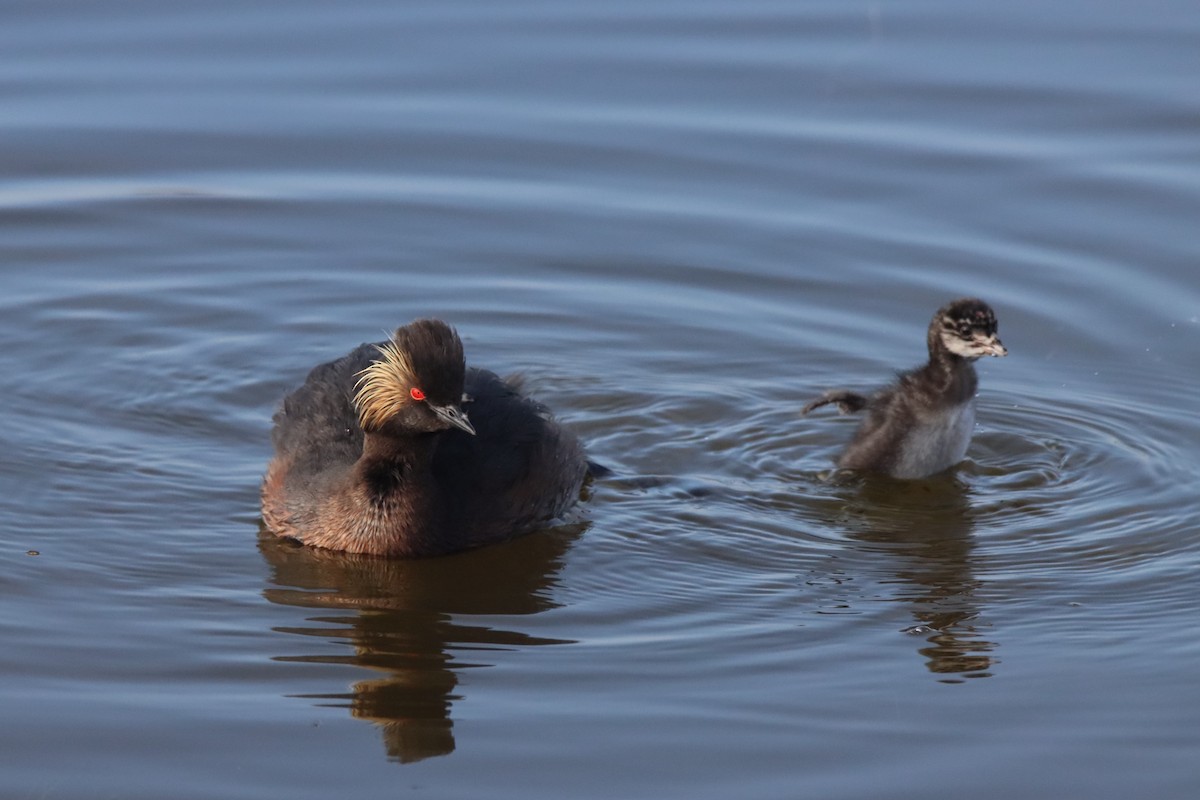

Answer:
[835,474,999,682]
[257,524,583,763]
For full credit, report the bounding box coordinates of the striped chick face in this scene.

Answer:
[937,298,1007,360]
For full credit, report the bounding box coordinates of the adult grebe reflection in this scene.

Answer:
[257,524,582,763]
[840,475,998,681]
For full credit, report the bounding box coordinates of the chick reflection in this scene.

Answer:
[842,476,998,681]
[258,526,581,762]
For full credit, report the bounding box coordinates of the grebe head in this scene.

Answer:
[355,319,476,435]
[931,298,1007,361]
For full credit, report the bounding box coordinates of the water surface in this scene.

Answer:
[3,1,1199,798]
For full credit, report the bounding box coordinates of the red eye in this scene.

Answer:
[410,387,426,401]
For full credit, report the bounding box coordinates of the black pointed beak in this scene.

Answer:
[433,403,476,435]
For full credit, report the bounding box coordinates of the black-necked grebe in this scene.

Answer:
[802,298,1007,479]
[262,319,589,556]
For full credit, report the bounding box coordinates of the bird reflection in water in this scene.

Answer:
[257,524,583,762]
[839,474,999,681]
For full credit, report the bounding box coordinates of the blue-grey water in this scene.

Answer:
[3,1,1199,797]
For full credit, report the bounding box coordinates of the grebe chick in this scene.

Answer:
[803,298,1007,479]
[261,319,589,557]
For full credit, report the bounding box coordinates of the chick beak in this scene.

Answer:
[433,403,476,435]
[979,333,1008,357]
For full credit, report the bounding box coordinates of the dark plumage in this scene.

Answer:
[262,319,589,557]
[803,298,1007,479]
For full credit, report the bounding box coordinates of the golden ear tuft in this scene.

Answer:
[355,340,416,430]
